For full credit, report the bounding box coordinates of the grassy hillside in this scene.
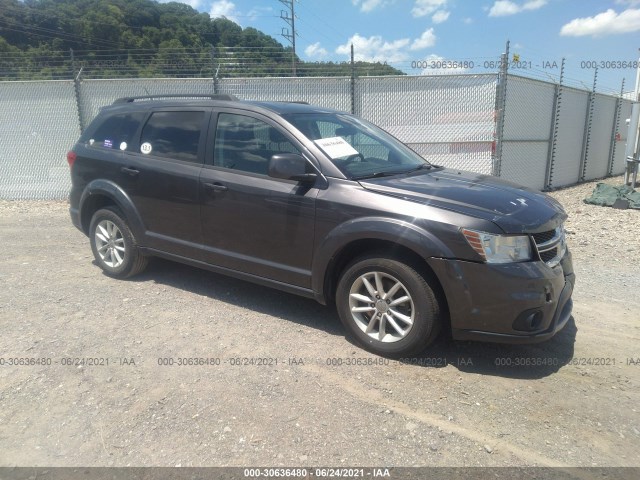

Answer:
[0,0,403,79]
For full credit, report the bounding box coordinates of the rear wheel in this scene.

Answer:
[336,256,441,357]
[89,207,148,279]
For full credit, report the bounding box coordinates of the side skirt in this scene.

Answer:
[141,247,319,301]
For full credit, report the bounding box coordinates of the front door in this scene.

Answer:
[199,111,317,287]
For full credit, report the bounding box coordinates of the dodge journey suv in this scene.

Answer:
[68,94,575,356]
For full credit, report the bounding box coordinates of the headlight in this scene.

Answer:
[462,228,532,263]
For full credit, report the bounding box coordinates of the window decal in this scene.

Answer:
[140,142,152,154]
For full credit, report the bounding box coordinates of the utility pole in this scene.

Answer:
[623,48,640,186]
[279,0,296,77]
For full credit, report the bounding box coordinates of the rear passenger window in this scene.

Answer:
[88,112,145,150]
[140,111,205,163]
[214,113,299,175]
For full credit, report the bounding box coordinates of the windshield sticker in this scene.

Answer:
[119,142,128,151]
[315,136,359,159]
[140,142,152,155]
[103,139,113,149]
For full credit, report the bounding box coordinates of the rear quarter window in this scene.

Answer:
[86,112,145,151]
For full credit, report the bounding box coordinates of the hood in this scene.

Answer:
[358,168,567,233]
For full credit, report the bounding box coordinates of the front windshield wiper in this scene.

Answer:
[353,164,433,180]
[353,171,407,180]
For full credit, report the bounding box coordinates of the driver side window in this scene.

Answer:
[214,113,299,175]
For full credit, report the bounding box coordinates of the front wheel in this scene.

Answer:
[89,207,148,279]
[335,256,441,357]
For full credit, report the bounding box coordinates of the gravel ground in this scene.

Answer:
[0,176,638,470]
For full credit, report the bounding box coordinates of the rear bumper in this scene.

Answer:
[429,249,575,344]
[70,206,83,233]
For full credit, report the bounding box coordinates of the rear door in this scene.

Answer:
[199,110,318,287]
[121,108,210,257]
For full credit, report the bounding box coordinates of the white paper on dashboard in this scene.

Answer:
[314,136,359,159]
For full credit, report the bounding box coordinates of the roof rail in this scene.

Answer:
[113,94,239,104]
[270,100,310,105]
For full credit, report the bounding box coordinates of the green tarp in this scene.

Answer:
[583,183,640,209]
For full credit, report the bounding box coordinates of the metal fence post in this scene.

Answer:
[606,78,625,177]
[492,41,509,177]
[70,48,85,133]
[544,58,565,190]
[350,44,355,115]
[211,47,221,95]
[579,68,598,182]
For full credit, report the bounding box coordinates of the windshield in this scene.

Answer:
[284,113,430,179]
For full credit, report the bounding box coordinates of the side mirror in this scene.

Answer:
[268,153,317,183]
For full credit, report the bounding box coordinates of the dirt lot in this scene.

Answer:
[0,177,639,469]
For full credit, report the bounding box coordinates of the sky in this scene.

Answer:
[164,0,640,95]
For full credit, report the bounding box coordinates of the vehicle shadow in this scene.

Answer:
[123,258,345,337]
[398,316,577,380]
[119,258,577,380]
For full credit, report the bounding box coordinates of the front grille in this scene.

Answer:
[532,230,555,244]
[532,226,566,268]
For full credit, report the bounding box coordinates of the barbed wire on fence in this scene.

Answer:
[0,47,631,97]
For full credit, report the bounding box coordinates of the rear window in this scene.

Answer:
[139,111,205,163]
[86,112,145,151]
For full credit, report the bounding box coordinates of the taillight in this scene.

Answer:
[67,151,77,168]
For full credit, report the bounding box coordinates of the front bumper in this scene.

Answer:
[429,249,575,344]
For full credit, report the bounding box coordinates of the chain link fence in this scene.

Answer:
[219,77,352,112]
[500,76,557,190]
[548,87,590,188]
[0,80,80,200]
[78,78,216,131]
[0,73,635,199]
[499,74,635,191]
[356,75,496,174]
[583,94,617,182]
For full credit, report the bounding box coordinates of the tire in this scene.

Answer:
[335,255,441,357]
[89,207,148,279]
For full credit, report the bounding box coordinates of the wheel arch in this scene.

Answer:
[312,218,451,322]
[79,180,145,240]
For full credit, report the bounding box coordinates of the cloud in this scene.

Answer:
[305,42,329,59]
[432,10,450,23]
[336,34,411,63]
[337,29,438,63]
[246,6,273,21]
[488,0,547,17]
[352,0,392,12]
[412,0,448,18]
[158,0,202,8]
[462,17,474,24]
[560,8,640,36]
[210,0,239,22]
[411,28,437,50]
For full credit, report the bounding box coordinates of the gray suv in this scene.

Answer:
[68,94,575,357]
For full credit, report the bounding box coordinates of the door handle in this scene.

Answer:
[120,167,139,177]
[203,182,228,193]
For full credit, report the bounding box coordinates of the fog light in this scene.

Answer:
[513,309,544,332]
